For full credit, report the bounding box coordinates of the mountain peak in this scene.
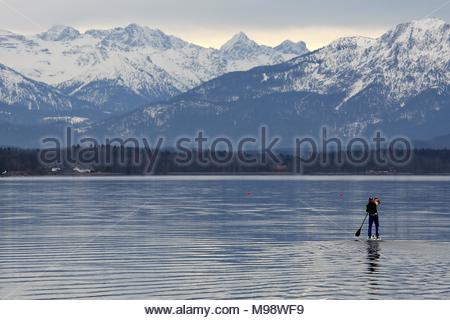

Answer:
[391,17,448,35]
[409,17,447,29]
[37,25,80,41]
[124,23,147,34]
[220,32,257,51]
[275,40,308,56]
[230,32,251,42]
[379,17,449,48]
[99,23,180,50]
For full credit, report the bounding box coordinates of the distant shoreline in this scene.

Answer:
[2,172,450,178]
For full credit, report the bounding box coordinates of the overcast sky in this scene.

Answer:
[0,0,449,49]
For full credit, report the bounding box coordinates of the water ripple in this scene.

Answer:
[1,177,450,299]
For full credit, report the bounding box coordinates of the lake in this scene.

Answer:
[0,176,450,299]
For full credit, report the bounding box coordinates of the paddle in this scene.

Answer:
[355,212,369,237]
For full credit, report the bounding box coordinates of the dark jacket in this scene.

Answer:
[366,202,378,215]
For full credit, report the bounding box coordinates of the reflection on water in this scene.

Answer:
[367,241,381,274]
[0,176,450,299]
[367,241,381,297]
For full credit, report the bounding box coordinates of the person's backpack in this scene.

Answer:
[367,202,378,215]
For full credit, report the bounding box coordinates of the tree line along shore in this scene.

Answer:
[1,146,450,176]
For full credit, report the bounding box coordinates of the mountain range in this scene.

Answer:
[0,24,307,118]
[0,18,449,148]
[92,18,450,146]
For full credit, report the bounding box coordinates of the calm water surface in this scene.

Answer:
[0,176,450,299]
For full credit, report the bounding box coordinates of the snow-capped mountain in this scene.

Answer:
[96,18,450,144]
[188,18,449,105]
[0,24,308,113]
[274,40,309,55]
[0,64,71,110]
[37,25,81,41]
[1,18,449,147]
[0,63,80,124]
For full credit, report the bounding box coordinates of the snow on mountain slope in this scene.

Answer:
[3,18,448,146]
[219,32,294,70]
[357,18,450,102]
[0,63,73,111]
[275,40,309,55]
[0,25,309,112]
[37,25,81,41]
[99,18,450,142]
[184,36,377,103]
[188,18,449,108]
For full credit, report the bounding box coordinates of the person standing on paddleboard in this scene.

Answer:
[366,197,381,239]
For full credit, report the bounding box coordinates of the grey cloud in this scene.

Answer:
[0,0,448,33]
